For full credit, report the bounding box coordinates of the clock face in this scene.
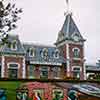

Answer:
[73,34,79,41]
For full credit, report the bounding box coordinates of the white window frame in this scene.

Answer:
[54,49,59,59]
[72,47,80,58]
[72,66,81,78]
[40,66,48,78]
[41,48,48,59]
[7,62,19,78]
[7,62,20,69]
[29,48,35,57]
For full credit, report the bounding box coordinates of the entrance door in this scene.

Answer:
[8,63,18,79]
[9,69,18,78]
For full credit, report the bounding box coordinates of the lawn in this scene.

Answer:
[0,81,21,100]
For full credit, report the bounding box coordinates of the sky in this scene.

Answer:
[9,0,100,64]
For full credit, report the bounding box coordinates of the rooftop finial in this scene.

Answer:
[64,0,72,16]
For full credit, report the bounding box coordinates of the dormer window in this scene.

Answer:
[41,48,48,59]
[11,40,17,50]
[29,48,35,57]
[73,48,80,58]
[54,49,59,59]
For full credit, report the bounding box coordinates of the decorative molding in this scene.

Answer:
[66,44,70,76]
[72,47,80,52]
[56,40,84,48]
[7,62,20,69]
[22,57,26,78]
[72,58,81,60]
[4,54,24,58]
[30,61,62,66]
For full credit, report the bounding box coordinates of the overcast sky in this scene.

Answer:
[10,0,100,64]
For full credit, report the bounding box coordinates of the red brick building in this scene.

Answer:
[0,13,86,80]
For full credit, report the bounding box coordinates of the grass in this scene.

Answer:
[0,81,21,100]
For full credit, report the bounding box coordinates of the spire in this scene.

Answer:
[55,0,85,45]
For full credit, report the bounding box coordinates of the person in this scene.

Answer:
[37,93,42,100]
[68,93,78,100]
[22,92,28,100]
[32,93,38,100]
[16,92,22,100]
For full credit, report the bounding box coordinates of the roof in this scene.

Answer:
[86,64,100,72]
[23,43,66,64]
[55,13,85,44]
[0,35,26,55]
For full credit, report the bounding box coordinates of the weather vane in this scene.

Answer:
[64,0,72,16]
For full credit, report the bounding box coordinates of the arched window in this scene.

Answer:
[11,40,17,50]
[73,48,80,58]
[29,48,35,57]
[54,49,59,59]
[41,48,48,59]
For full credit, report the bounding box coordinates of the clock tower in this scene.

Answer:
[55,13,86,80]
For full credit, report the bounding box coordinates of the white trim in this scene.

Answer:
[1,56,5,78]
[7,62,20,69]
[22,57,26,78]
[30,61,62,66]
[72,47,80,52]
[57,40,84,47]
[29,47,35,57]
[54,49,59,59]
[4,54,24,58]
[66,44,70,76]
[72,58,81,60]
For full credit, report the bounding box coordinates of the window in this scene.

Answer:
[29,65,35,78]
[29,48,35,57]
[11,40,17,50]
[73,48,80,58]
[41,48,48,59]
[51,67,61,78]
[54,49,59,59]
[73,67,81,79]
[40,66,48,78]
[8,63,18,79]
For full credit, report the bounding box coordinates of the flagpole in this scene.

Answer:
[64,0,69,16]
[66,0,69,12]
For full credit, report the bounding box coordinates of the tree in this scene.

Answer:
[0,0,22,44]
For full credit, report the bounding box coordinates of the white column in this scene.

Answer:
[1,56,5,78]
[22,57,26,78]
[83,44,86,80]
[83,62,86,80]
[66,44,70,76]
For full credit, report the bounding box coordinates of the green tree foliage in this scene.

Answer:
[0,0,22,44]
